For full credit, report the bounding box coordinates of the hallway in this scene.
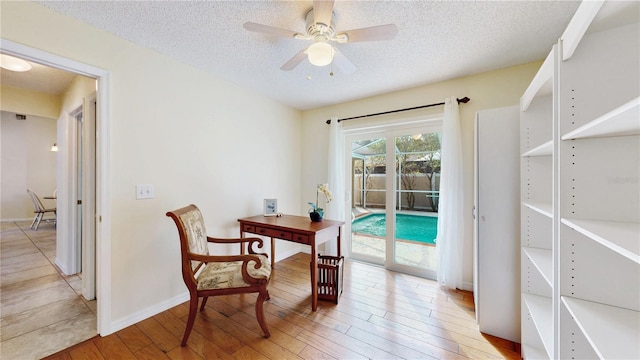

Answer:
[1,221,97,359]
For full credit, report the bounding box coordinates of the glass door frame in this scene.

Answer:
[343,116,442,279]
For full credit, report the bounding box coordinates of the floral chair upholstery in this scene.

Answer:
[166,204,271,346]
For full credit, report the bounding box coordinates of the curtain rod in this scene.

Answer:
[325,97,470,124]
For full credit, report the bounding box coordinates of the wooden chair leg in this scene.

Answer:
[199,296,208,311]
[182,295,199,346]
[255,288,270,338]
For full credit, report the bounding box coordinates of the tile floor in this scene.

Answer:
[1,221,97,359]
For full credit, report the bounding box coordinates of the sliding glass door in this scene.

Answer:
[347,123,441,279]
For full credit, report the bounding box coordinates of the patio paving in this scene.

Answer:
[351,233,437,270]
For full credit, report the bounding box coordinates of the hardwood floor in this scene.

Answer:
[43,252,520,359]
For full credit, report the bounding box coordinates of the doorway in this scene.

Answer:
[346,121,441,279]
[1,39,110,336]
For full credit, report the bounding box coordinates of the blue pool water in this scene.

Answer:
[351,213,438,245]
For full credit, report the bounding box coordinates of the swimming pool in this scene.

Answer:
[351,213,438,245]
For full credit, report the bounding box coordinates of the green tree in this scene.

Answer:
[353,134,440,211]
[353,139,386,207]
[396,133,440,211]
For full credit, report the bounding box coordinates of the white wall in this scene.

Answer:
[302,61,542,290]
[1,110,57,220]
[0,1,302,334]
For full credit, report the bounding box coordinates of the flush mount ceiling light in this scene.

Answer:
[306,41,334,66]
[0,54,32,72]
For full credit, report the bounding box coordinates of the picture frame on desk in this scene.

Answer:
[263,199,277,216]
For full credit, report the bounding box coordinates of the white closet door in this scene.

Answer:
[474,105,521,343]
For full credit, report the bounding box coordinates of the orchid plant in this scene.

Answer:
[308,183,332,214]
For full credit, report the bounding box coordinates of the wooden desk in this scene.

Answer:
[238,214,344,311]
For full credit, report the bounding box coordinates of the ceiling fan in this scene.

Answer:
[243,0,398,74]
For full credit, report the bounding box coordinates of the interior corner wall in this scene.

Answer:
[301,60,542,290]
[54,74,96,276]
[0,85,61,119]
[1,1,302,334]
[1,111,57,220]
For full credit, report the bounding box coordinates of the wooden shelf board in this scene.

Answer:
[523,247,553,287]
[561,218,640,264]
[562,96,640,140]
[521,49,555,112]
[562,296,640,360]
[523,202,553,218]
[523,293,554,358]
[522,140,553,157]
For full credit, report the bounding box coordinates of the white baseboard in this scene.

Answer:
[102,246,301,336]
[461,281,474,292]
[103,292,190,336]
[101,252,473,336]
[276,247,305,262]
[1,218,32,222]
[55,257,72,276]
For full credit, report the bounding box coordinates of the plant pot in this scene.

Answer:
[309,210,324,222]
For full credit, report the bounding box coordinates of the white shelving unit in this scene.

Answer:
[521,1,640,359]
[520,42,556,360]
[561,297,640,359]
[523,293,554,357]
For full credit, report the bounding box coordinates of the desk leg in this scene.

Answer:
[240,231,245,255]
[311,241,318,311]
[337,226,342,257]
[270,237,275,268]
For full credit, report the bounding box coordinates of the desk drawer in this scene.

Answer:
[254,226,292,240]
[242,224,255,233]
[293,234,310,244]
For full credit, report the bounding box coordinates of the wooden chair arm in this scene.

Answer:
[207,236,261,244]
[189,253,269,285]
[207,236,267,256]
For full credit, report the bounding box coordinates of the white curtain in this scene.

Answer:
[325,117,346,256]
[436,97,465,290]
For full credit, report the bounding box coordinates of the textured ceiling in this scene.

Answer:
[1,59,77,95]
[23,1,585,110]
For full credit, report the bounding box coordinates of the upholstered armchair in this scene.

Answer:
[166,204,271,346]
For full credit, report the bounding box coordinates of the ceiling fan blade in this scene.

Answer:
[243,22,299,38]
[280,48,308,71]
[332,48,357,74]
[313,0,334,26]
[337,24,399,43]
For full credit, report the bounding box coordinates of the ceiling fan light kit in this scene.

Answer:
[306,42,334,66]
[243,0,397,74]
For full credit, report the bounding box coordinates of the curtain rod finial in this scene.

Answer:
[326,119,332,124]
[457,97,470,104]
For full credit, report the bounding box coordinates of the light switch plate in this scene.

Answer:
[136,184,154,199]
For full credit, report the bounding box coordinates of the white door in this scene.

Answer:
[473,106,521,342]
